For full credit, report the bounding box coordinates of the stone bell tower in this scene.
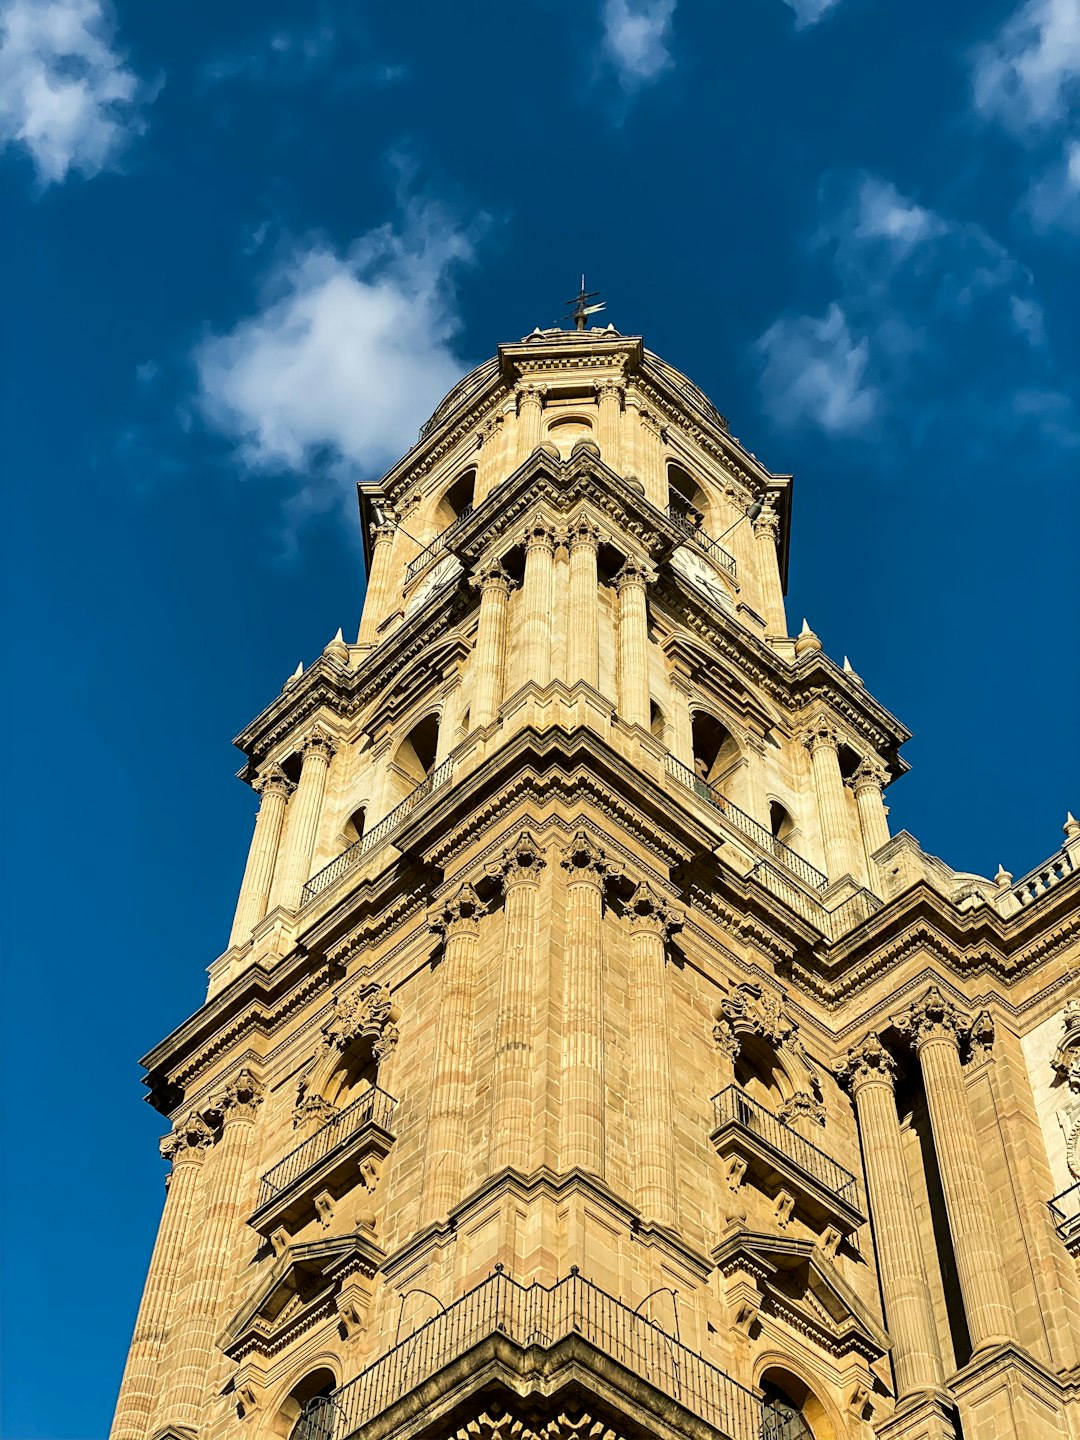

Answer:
[112,321,1080,1440]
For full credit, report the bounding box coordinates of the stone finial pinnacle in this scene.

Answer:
[842,655,864,685]
[1065,812,1080,840]
[794,619,821,658]
[323,627,349,664]
[993,863,1013,887]
[284,661,303,689]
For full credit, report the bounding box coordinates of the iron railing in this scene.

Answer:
[667,502,738,578]
[712,1087,858,1207]
[257,1086,397,1209]
[1049,1179,1080,1236]
[404,505,475,583]
[301,759,454,907]
[316,1268,803,1440]
[823,886,882,935]
[666,754,828,892]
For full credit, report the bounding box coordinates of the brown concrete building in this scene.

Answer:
[111,324,1080,1440]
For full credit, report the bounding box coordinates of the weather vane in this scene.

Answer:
[565,276,605,331]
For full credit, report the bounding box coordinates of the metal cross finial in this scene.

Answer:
[565,275,605,331]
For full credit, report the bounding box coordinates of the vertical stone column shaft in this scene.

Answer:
[615,559,653,730]
[489,835,546,1172]
[668,676,694,766]
[895,989,1016,1351]
[357,517,398,646]
[803,720,855,881]
[566,519,600,689]
[518,386,545,459]
[476,412,505,502]
[638,414,666,508]
[851,760,891,880]
[228,767,293,947]
[109,1116,211,1440]
[155,1075,263,1431]
[471,561,513,726]
[596,381,624,467]
[270,728,336,911]
[422,886,485,1223]
[518,524,555,689]
[560,835,609,1174]
[752,504,787,637]
[843,1036,945,1398]
[627,884,680,1228]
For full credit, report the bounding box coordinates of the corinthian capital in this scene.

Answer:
[752,503,780,543]
[489,830,546,886]
[566,515,602,551]
[626,881,682,938]
[518,384,547,410]
[560,830,619,886]
[213,1066,265,1124]
[430,882,486,938]
[801,717,840,755]
[839,1033,896,1093]
[595,379,626,404]
[160,1111,213,1163]
[892,985,965,1051]
[848,759,889,795]
[472,557,514,595]
[254,763,294,800]
[522,520,556,553]
[301,726,337,762]
[613,556,655,592]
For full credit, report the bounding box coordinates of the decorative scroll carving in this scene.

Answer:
[838,1032,896,1092]
[292,1095,338,1132]
[489,830,546,886]
[253,763,294,800]
[160,1111,213,1162]
[626,881,682,938]
[301,725,337,761]
[847,759,889,796]
[1053,1001,1080,1179]
[892,984,965,1050]
[968,1011,995,1061]
[430,881,486,939]
[212,1067,265,1124]
[801,716,840,755]
[322,984,400,1061]
[560,830,620,887]
[779,1092,826,1128]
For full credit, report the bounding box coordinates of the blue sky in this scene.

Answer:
[2,0,1078,1435]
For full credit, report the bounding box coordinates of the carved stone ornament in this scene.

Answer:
[213,1067,265,1124]
[254,763,294,800]
[489,830,546,886]
[714,983,804,1059]
[429,882,486,939]
[522,519,556,552]
[801,717,840,755]
[839,1033,896,1092]
[560,830,619,886]
[752,502,780,543]
[301,726,337,762]
[1052,1000,1080,1093]
[778,1092,826,1128]
[967,1010,995,1061]
[322,984,400,1061]
[892,984,965,1050]
[442,1406,631,1440]
[626,881,682,938]
[566,515,602,551]
[848,759,889,796]
[613,556,656,592]
[471,557,514,595]
[292,1094,338,1132]
[160,1110,213,1163]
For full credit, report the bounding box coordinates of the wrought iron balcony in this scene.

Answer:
[1049,1179,1080,1254]
[711,1087,863,1235]
[667,502,738,578]
[251,1086,397,1237]
[301,758,454,907]
[404,504,475,584]
[310,1268,805,1440]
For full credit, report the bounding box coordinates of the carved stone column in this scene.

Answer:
[802,717,855,881]
[470,559,514,727]
[517,385,546,458]
[850,759,891,878]
[476,410,505,502]
[357,511,398,646]
[615,558,654,730]
[595,380,624,464]
[489,834,546,1172]
[622,390,643,484]
[422,884,487,1223]
[841,1035,946,1399]
[517,522,556,689]
[228,765,294,946]
[156,1072,264,1431]
[637,411,666,507]
[627,882,682,1227]
[893,988,1016,1351]
[560,833,611,1175]
[752,502,787,638]
[668,672,695,766]
[566,517,600,689]
[270,727,336,911]
[110,1114,212,1440]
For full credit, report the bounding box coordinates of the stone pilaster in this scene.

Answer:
[422,884,487,1224]
[357,512,399,645]
[476,410,506,502]
[615,558,654,730]
[627,882,682,1228]
[893,987,1016,1352]
[566,517,601,689]
[802,716,856,881]
[517,385,546,457]
[850,759,891,881]
[489,833,546,1173]
[637,412,666,507]
[560,833,612,1175]
[269,727,336,911]
[595,380,624,465]
[752,502,787,638]
[109,1113,212,1440]
[470,558,514,727]
[156,1072,264,1431]
[228,765,294,947]
[841,1034,946,1400]
[517,522,556,690]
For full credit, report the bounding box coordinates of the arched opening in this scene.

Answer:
[733,1034,788,1110]
[758,1365,837,1440]
[547,414,594,458]
[691,712,740,792]
[270,1368,337,1440]
[650,700,667,744]
[433,469,476,531]
[343,805,366,845]
[667,462,711,529]
[769,800,796,845]
[394,714,440,784]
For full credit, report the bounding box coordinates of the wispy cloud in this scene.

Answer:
[754,171,1075,447]
[1026,137,1080,231]
[0,0,147,186]
[778,0,845,29]
[200,20,338,89]
[195,192,485,517]
[972,0,1080,135]
[600,0,676,90]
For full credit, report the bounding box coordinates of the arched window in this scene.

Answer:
[271,1369,338,1440]
[691,712,740,793]
[343,805,366,845]
[433,469,475,531]
[394,714,440,784]
[667,462,711,529]
[650,700,667,744]
[759,1365,836,1440]
[769,800,796,845]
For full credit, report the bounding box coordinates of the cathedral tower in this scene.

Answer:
[111,323,1080,1440]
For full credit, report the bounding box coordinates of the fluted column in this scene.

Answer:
[668,674,694,766]
[566,517,600,689]
[893,988,1016,1351]
[850,759,891,879]
[622,391,643,485]
[637,411,666,507]
[422,884,487,1223]
[470,559,514,726]
[110,1114,212,1440]
[596,380,624,465]
[517,385,546,458]
[228,765,294,946]
[476,410,506,502]
[802,717,855,881]
[841,1035,946,1398]
[560,833,611,1174]
[357,512,398,645]
[517,522,556,689]
[489,833,546,1172]
[269,727,336,910]
[627,883,681,1228]
[615,558,654,730]
[752,502,787,638]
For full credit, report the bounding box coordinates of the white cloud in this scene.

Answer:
[601,0,676,89]
[779,0,844,30]
[201,20,338,88]
[195,197,483,507]
[756,305,878,434]
[0,0,146,185]
[1026,137,1080,231]
[972,0,1080,135]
